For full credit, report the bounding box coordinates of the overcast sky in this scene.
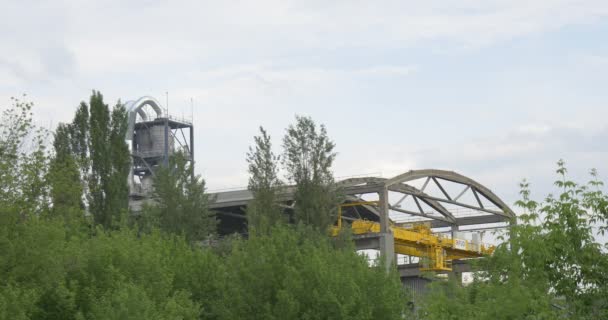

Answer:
[2,0,608,209]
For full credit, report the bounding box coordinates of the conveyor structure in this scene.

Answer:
[210,168,515,272]
[332,202,495,272]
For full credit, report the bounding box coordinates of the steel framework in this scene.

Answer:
[124,96,194,211]
[209,169,516,268]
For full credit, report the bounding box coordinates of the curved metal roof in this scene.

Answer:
[209,169,516,229]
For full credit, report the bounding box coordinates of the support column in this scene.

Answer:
[189,124,195,180]
[379,186,394,269]
[163,118,169,167]
[448,269,463,285]
[451,224,459,239]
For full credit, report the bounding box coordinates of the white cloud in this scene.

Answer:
[355,66,417,77]
[2,0,608,196]
[3,0,605,77]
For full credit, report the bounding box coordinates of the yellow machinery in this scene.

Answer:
[332,202,495,272]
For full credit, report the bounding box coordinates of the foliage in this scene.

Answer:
[0,96,50,222]
[46,91,130,229]
[10,95,608,319]
[48,123,84,226]
[141,151,217,244]
[86,91,130,228]
[418,160,608,319]
[282,115,339,231]
[213,225,407,320]
[0,217,210,319]
[1,99,407,319]
[246,126,284,235]
[0,215,407,319]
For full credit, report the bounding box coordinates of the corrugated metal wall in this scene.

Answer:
[135,125,174,157]
[402,277,433,296]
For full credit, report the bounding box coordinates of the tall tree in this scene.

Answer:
[282,115,338,231]
[143,152,216,244]
[246,127,283,236]
[87,91,113,226]
[50,91,130,228]
[48,123,83,224]
[106,102,130,224]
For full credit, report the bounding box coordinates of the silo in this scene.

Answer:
[134,124,174,158]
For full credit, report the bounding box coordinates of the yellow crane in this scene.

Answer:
[332,201,495,271]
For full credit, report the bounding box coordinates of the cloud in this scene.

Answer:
[355,66,417,77]
[1,0,608,198]
[365,122,608,205]
[3,0,604,77]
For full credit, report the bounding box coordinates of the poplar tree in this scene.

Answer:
[48,123,83,223]
[282,115,338,231]
[246,127,283,236]
[51,91,130,228]
[77,91,129,227]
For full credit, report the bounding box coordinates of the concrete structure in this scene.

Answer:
[120,96,514,288]
[209,169,516,268]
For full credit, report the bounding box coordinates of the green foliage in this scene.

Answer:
[86,91,130,228]
[0,216,208,319]
[419,277,556,320]
[246,126,284,235]
[48,123,84,225]
[0,215,407,319]
[142,151,217,244]
[0,96,50,221]
[282,115,339,231]
[419,160,608,319]
[218,225,407,320]
[16,95,608,319]
[46,91,130,229]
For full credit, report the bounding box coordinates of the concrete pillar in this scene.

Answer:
[163,118,169,167]
[451,224,459,239]
[379,186,394,269]
[448,269,463,285]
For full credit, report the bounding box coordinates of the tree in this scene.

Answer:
[419,160,608,319]
[218,225,407,320]
[50,91,129,229]
[48,123,83,225]
[246,127,283,236]
[0,96,50,222]
[1,97,410,318]
[282,115,339,231]
[87,91,129,228]
[143,152,216,244]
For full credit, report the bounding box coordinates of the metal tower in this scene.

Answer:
[124,96,194,211]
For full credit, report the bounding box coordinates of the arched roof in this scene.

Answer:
[337,169,515,227]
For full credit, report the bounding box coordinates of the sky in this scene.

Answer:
[2,0,608,211]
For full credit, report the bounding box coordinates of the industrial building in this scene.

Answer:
[124,96,194,212]
[124,96,515,292]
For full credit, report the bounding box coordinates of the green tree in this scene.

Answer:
[143,152,216,244]
[419,160,608,319]
[50,91,129,229]
[282,115,339,231]
[48,123,83,225]
[0,96,49,222]
[218,225,407,320]
[87,91,129,228]
[246,126,284,236]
